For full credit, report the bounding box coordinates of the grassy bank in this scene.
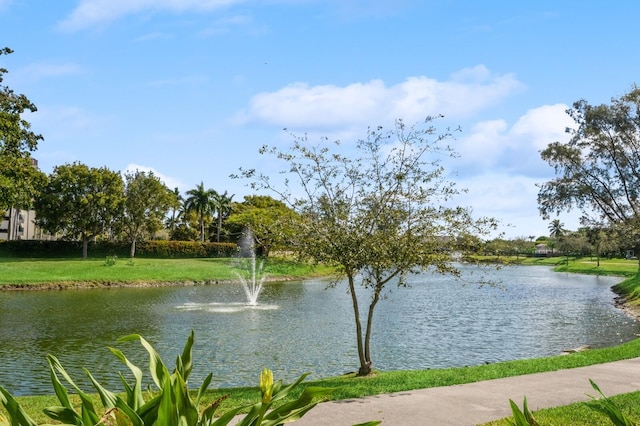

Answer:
[0,257,334,288]
[6,337,640,424]
[480,254,639,276]
[503,255,640,311]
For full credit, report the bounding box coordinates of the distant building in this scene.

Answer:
[0,158,55,241]
[534,243,555,256]
[0,208,35,240]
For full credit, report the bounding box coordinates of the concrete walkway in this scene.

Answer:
[280,358,640,425]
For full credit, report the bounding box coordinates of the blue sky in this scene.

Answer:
[2,0,639,239]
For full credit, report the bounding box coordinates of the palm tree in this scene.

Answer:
[166,187,183,233]
[212,190,234,242]
[548,219,566,240]
[184,182,217,243]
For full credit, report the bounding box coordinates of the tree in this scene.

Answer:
[538,86,640,264]
[119,170,173,257]
[212,190,234,243]
[34,163,124,258]
[238,118,496,375]
[165,187,183,233]
[226,195,299,256]
[548,219,566,239]
[0,47,46,211]
[184,182,217,243]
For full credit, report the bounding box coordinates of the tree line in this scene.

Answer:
[29,161,299,259]
[482,222,633,264]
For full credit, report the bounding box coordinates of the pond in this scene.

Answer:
[0,265,638,395]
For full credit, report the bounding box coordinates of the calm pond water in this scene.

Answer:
[0,265,638,395]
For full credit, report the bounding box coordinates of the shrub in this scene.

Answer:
[104,255,118,266]
[0,240,238,259]
[0,331,339,425]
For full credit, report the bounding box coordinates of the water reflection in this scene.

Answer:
[0,265,638,395]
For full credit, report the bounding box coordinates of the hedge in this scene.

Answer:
[0,240,238,259]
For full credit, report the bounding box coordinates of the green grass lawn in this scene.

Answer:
[0,257,334,287]
[498,254,640,277]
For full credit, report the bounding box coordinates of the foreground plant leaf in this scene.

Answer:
[586,379,636,426]
[0,385,38,426]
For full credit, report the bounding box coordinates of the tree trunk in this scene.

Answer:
[346,274,370,376]
[82,234,89,259]
[199,217,205,243]
[130,238,136,258]
[363,285,382,372]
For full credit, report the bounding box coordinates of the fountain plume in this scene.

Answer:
[235,228,266,305]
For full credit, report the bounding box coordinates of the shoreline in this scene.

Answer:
[0,276,302,291]
[614,294,640,321]
[0,280,231,291]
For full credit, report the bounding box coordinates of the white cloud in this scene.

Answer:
[452,119,508,169]
[124,163,186,191]
[453,103,573,175]
[509,103,574,151]
[240,65,523,130]
[455,172,581,239]
[58,0,246,31]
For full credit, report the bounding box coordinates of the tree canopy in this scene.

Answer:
[0,47,46,211]
[226,195,299,256]
[239,118,497,375]
[34,163,124,258]
[212,190,234,243]
[184,182,217,243]
[538,86,640,255]
[118,170,173,257]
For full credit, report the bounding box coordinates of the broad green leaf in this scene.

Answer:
[137,393,162,425]
[45,355,72,409]
[42,406,81,424]
[270,373,310,403]
[47,355,101,426]
[118,372,136,408]
[113,407,136,426]
[156,375,178,426]
[171,372,198,426]
[587,379,634,426]
[264,386,334,424]
[210,406,245,426]
[109,347,145,409]
[85,370,143,426]
[118,334,169,390]
[0,385,38,426]
[236,403,262,426]
[195,373,213,407]
[508,399,532,426]
[177,330,195,381]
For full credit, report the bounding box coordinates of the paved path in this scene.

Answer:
[274,358,640,425]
